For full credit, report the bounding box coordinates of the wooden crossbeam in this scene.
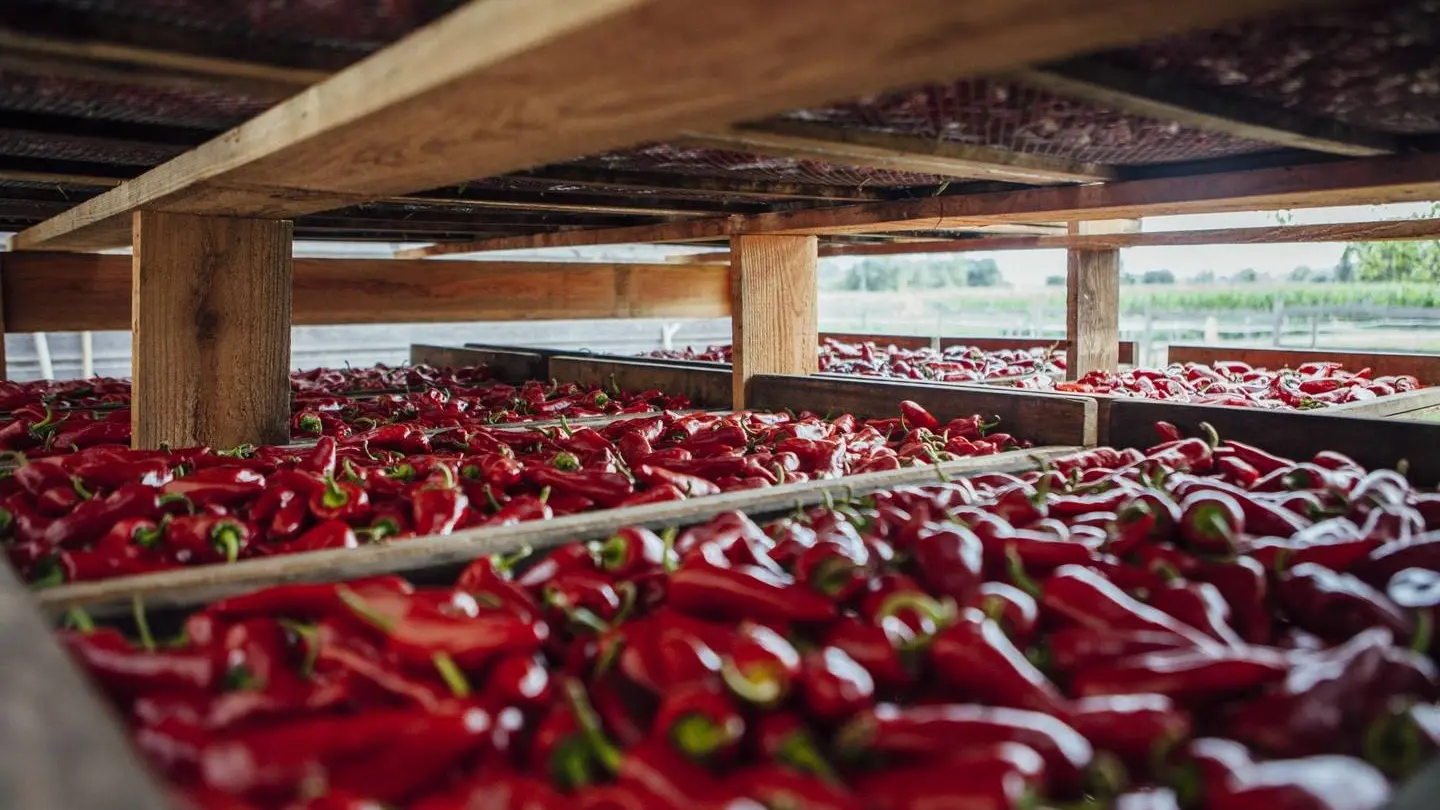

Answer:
[0,253,731,332]
[678,122,1118,184]
[13,0,1327,253]
[1010,59,1400,158]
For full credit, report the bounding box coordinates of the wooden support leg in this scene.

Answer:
[0,255,7,380]
[132,211,292,449]
[730,234,819,410]
[1065,219,1139,380]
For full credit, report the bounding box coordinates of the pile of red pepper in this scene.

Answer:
[1031,362,1423,409]
[63,424,1438,809]
[647,339,1063,383]
[0,378,687,457]
[4,402,1028,586]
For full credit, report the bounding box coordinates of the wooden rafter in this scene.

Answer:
[677,122,1118,184]
[1009,58,1401,158]
[13,0,1330,252]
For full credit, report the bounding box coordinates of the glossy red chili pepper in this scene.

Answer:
[161,467,266,507]
[1041,565,1218,650]
[338,584,546,669]
[653,680,745,761]
[851,742,1047,810]
[931,611,1063,712]
[822,615,912,693]
[62,628,217,697]
[44,482,160,548]
[1067,693,1190,775]
[1149,580,1245,647]
[307,474,371,522]
[1277,563,1415,644]
[798,646,875,723]
[1069,647,1289,701]
[668,560,836,624]
[207,576,413,620]
[721,622,800,707]
[978,581,1039,645]
[525,466,633,508]
[1192,556,1271,645]
[162,514,250,564]
[1178,491,1245,555]
[898,400,941,432]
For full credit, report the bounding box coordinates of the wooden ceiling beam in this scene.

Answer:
[14,0,1328,252]
[1010,58,1401,158]
[676,122,1118,184]
[509,166,896,201]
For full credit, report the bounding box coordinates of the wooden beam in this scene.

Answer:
[132,213,292,449]
[0,253,731,332]
[395,218,745,259]
[0,25,321,101]
[731,235,819,409]
[815,217,1440,253]
[678,122,1118,184]
[1010,59,1400,158]
[0,169,124,189]
[13,0,1328,252]
[511,166,894,201]
[1066,220,1137,379]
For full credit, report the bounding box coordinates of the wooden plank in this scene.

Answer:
[0,253,731,332]
[36,445,1078,617]
[0,168,125,188]
[1105,399,1440,485]
[132,212,292,449]
[12,0,1329,252]
[1325,387,1440,420]
[0,561,171,809]
[741,151,1440,235]
[396,219,743,259]
[409,345,546,383]
[800,218,1440,252]
[746,374,1097,447]
[1011,59,1399,158]
[549,357,733,409]
[676,123,1117,184]
[1066,220,1137,379]
[731,235,819,409]
[938,337,1136,365]
[1165,345,1440,385]
[512,166,893,201]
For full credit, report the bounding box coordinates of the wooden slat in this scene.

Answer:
[396,219,743,259]
[803,218,1440,252]
[513,166,893,201]
[132,212,292,449]
[36,446,1078,617]
[1105,399,1440,485]
[409,345,546,383]
[1325,387,1440,420]
[13,0,1329,252]
[1165,345,1440,385]
[1066,220,1137,379]
[938,337,1137,365]
[677,123,1117,184]
[0,253,731,332]
[746,374,1097,447]
[731,235,819,409]
[1011,60,1399,158]
[549,357,734,409]
[0,561,171,809]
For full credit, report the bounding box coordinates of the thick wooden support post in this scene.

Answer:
[132,212,292,449]
[1065,220,1138,380]
[730,235,818,409]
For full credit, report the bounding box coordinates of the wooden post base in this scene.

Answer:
[132,211,292,449]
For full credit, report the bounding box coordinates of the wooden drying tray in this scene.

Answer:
[34,445,1078,618]
[1168,345,1440,385]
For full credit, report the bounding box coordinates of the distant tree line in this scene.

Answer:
[820,257,1004,292]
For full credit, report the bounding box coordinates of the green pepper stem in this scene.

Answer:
[212,523,243,564]
[1006,545,1043,598]
[432,651,471,699]
[1411,608,1432,655]
[776,729,841,783]
[670,713,731,760]
[132,596,156,652]
[561,678,623,774]
[659,526,680,573]
[336,585,397,633]
[64,607,95,633]
[721,659,785,707]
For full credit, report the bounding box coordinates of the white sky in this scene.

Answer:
[826,202,1440,289]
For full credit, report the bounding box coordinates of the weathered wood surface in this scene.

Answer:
[0,253,728,332]
[823,332,934,350]
[0,561,171,809]
[409,345,546,383]
[15,0,1314,251]
[1165,345,1440,385]
[1106,399,1440,485]
[36,446,1079,617]
[131,212,292,449]
[1324,386,1440,420]
[730,235,819,409]
[548,357,733,410]
[745,374,1097,447]
[1066,221,1136,380]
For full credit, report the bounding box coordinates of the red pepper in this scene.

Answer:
[978,581,1039,645]
[909,521,983,604]
[1177,491,1245,555]
[271,519,358,553]
[1068,647,1289,701]
[1066,694,1191,775]
[653,680,745,761]
[43,482,161,548]
[525,467,633,508]
[162,514,250,564]
[1041,565,1218,650]
[898,400,940,432]
[62,628,217,697]
[721,622,800,707]
[1109,491,1182,556]
[732,765,859,810]
[798,646,875,722]
[851,743,1047,810]
[1277,562,1415,645]
[822,616,912,692]
[668,560,836,624]
[409,468,469,536]
[161,467,266,507]
[1192,556,1271,644]
[931,611,1063,712]
[308,474,371,522]
[1148,580,1245,647]
[633,464,720,498]
[207,576,413,620]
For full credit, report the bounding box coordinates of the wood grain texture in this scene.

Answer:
[731,235,819,410]
[1010,60,1398,158]
[549,357,733,409]
[823,332,934,350]
[1066,221,1136,379]
[677,123,1116,184]
[794,218,1440,253]
[0,561,171,809]
[1325,387,1440,420]
[0,253,729,332]
[37,446,1078,618]
[1165,345,1440,385]
[938,337,1137,365]
[13,0,1328,251]
[409,345,546,383]
[741,152,1440,235]
[397,218,743,259]
[1105,399,1440,485]
[132,212,292,449]
[746,374,1097,447]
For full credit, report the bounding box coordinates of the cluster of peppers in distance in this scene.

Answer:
[0,375,689,456]
[4,402,1028,586]
[63,422,1439,809]
[1031,362,1422,409]
[646,339,1064,383]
